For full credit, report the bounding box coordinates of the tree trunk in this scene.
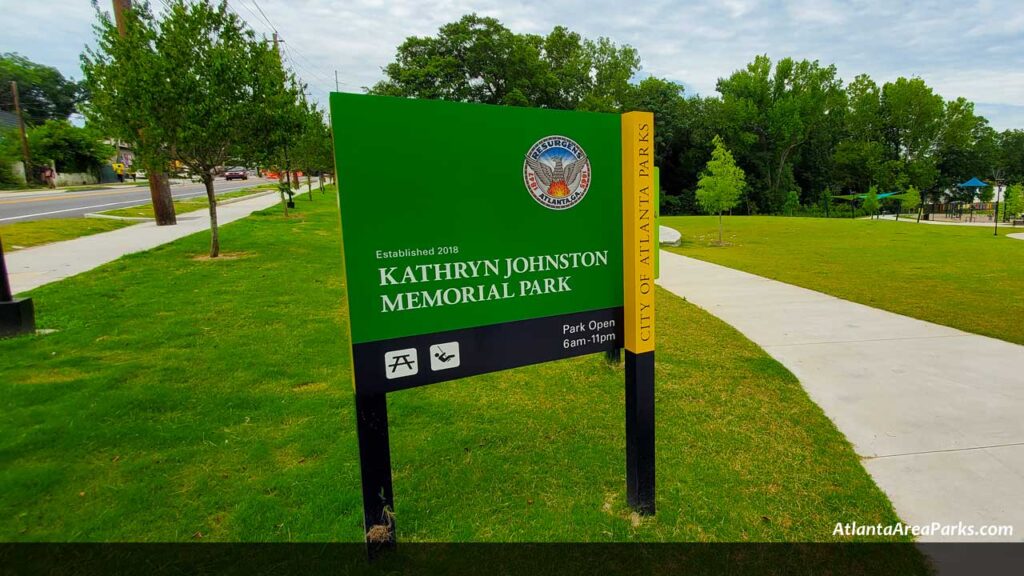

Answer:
[279,174,289,217]
[203,174,219,258]
[148,169,177,226]
[307,173,312,201]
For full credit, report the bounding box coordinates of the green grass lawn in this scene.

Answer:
[664,216,1024,345]
[0,192,923,569]
[99,183,278,219]
[0,218,134,251]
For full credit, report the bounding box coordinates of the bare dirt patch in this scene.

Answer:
[191,251,255,261]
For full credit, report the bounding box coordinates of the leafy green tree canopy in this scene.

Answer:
[1003,183,1024,219]
[0,53,84,124]
[697,135,746,243]
[1000,130,1024,184]
[25,120,113,173]
[901,185,921,212]
[370,14,640,112]
[83,0,297,256]
[782,190,800,215]
[863,185,880,216]
[716,55,845,211]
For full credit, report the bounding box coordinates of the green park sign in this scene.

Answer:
[331,93,656,552]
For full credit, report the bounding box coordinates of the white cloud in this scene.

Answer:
[1,0,1021,129]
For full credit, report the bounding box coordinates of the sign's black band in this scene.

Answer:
[353,307,624,394]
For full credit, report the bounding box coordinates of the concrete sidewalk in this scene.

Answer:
[7,188,291,294]
[658,251,1024,542]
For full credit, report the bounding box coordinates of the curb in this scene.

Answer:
[84,213,152,222]
[221,189,278,204]
[83,189,278,222]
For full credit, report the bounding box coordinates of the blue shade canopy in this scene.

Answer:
[959,177,988,188]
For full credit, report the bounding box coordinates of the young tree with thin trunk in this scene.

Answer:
[863,185,880,219]
[696,135,745,245]
[1003,183,1024,220]
[87,0,287,257]
[901,185,921,222]
[160,1,285,256]
[291,100,333,200]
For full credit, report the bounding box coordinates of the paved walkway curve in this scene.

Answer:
[657,251,1024,543]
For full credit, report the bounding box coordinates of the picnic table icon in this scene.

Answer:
[389,354,416,372]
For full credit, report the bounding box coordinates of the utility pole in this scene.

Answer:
[10,81,31,184]
[335,70,339,92]
[112,0,176,225]
[272,32,297,193]
[112,0,131,35]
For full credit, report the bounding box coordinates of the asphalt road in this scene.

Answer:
[0,177,276,223]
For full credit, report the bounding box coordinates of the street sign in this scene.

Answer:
[331,93,655,553]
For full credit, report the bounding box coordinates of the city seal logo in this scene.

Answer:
[523,135,591,210]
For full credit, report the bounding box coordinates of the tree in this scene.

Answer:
[999,130,1024,184]
[782,190,800,215]
[371,15,640,111]
[696,135,746,244]
[881,78,944,162]
[901,185,921,222]
[623,77,685,173]
[863,185,880,219]
[821,187,834,217]
[0,53,83,124]
[880,77,944,194]
[936,97,997,193]
[291,101,333,200]
[1003,183,1024,220]
[833,75,885,194]
[22,120,113,174]
[82,2,177,225]
[979,180,996,202]
[86,0,287,256]
[716,55,845,212]
[0,128,22,187]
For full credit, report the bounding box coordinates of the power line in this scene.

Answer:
[226,0,274,37]
[282,45,334,92]
[245,0,277,34]
[228,0,345,95]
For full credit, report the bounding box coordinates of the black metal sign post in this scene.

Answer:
[625,350,656,514]
[0,235,36,339]
[354,393,396,555]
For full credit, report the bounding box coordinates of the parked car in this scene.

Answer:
[224,167,248,181]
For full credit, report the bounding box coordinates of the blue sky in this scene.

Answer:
[2,0,1022,130]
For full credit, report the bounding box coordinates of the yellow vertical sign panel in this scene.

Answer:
[621,112,655,354]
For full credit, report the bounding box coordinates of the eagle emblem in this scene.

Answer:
[523,135,591,210]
